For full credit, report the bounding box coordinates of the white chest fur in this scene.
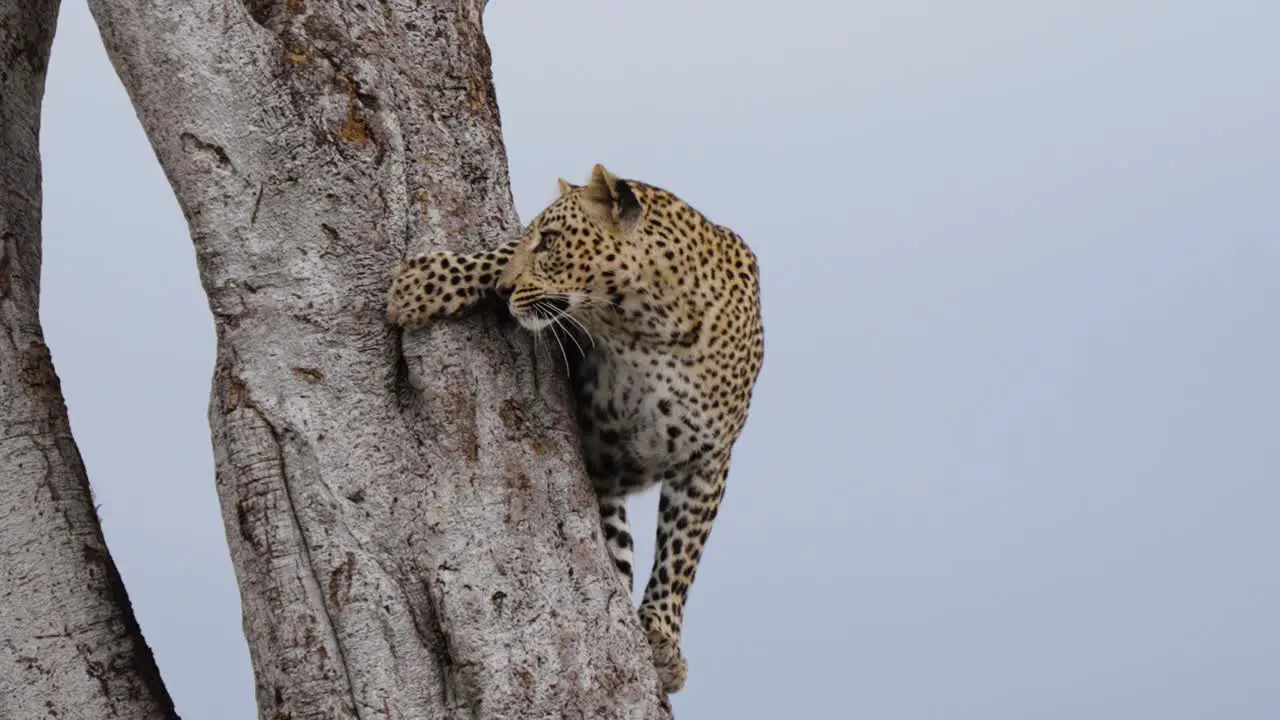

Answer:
[574,343,709,490]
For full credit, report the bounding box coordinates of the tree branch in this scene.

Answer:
[0,1,178,717]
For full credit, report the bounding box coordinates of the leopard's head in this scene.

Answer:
[500,164,645,332]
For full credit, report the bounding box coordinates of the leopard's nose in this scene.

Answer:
[494,283,514,300]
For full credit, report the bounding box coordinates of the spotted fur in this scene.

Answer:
[387,164,764,693]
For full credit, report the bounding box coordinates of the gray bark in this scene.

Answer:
[86,1,672,718]
[0,1,179,718]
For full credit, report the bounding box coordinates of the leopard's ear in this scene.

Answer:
[581,163,641,231]
[556,177,578,196]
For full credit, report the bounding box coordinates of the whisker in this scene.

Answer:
[575,293,624,320]
[541,292,604,347]
[531,299,573,377]
[546,322,572,377]
[555,309,596,349]
[533,293,596,350]
[551,312,588,358]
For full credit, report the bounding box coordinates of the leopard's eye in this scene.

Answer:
[534,230,561,253]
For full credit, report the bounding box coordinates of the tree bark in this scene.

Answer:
[85,1,672,718]
[0,1,179,718]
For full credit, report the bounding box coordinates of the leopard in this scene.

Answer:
[386,164,764,693]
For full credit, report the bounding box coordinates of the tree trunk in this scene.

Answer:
[0,1,179,717]
[85,1,672,718]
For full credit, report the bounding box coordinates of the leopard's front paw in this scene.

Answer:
[386,253,477,329]
[386,261,430,328]
[641,613,688,694]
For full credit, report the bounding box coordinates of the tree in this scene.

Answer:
[1,1,177,716]
[2,0,671,717]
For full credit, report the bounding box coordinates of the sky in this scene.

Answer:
[38,1,1280,718]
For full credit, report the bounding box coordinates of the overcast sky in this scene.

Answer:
[38,1,1279,718]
